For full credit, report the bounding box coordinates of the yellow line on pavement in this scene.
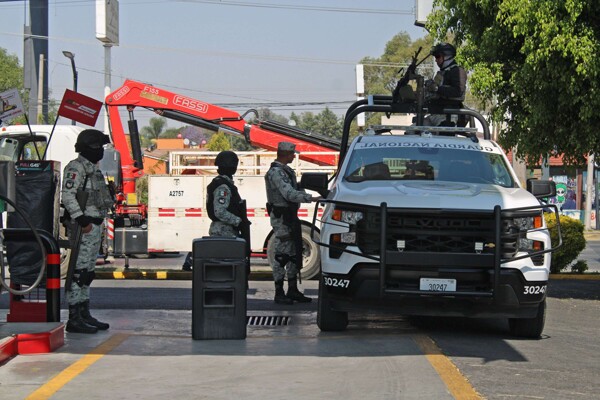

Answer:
[550,273,600,280]
[413,334,482,400]
[157,271,167,279]
[113,271,125,279]
[25,333,130,400]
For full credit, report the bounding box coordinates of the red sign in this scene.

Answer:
[58,89,103,126]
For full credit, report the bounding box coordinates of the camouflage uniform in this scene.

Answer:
[208,175,242,237]
[62,155,113,306]
[265,160,312,281]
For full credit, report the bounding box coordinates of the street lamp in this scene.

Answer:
[62,50,78,125]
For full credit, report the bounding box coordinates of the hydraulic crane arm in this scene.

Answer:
[106,79,340,186]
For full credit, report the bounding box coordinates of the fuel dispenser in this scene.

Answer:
[0,160,62,323]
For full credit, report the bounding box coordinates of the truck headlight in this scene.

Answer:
[330,207,363,246]
[513,215,543,230]
[511,213,544,253]
[332,232,357,245]
[332,209,363,224]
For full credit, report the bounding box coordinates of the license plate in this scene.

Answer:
[419,278,456,292]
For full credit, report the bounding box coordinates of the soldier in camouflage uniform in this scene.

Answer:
[207,151,248,236]
[181,151,249,271]
[265,142,320,304]
[62,129,114,334]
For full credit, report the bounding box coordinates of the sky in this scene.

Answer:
[0,0,427,130]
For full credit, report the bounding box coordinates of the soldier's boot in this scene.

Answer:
[274,280,293,305]
[286,278,312,303]
[66,304,98,334]
[80,300,110,330]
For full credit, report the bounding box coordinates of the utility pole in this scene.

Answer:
[62,51,78,125]
[104,44,112,133]
[24,0,49,124]
[585,153,595,230]
[36,54,44,123]
[96,0,119,132]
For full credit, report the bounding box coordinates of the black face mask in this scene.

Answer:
[81,148,105,163]
[218,166,237,178]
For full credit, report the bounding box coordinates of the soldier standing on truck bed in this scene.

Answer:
[265,142,320,304]
[424,42,467,127]
[62,129,114,334]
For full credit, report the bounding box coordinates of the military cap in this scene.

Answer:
[277,141,298,153]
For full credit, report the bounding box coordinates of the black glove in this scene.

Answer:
[238,219,252,229]
[75,215,93,227]
[425,79,439,93]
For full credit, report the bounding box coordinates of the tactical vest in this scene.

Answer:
[265,162,300,219]
[206,176,243,222]
[439,63,466,102]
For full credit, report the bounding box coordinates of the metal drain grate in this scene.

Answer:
[246,315,291,326]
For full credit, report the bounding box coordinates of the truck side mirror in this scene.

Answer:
[527,179,556,198]
[300,172,329,198]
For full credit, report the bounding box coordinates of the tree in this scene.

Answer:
[297,112,319,133]
[428,0,600,165]
[141,117,167,142]
[0,47,23,93]
[361,32,433,96]
[1,47,28,125]
[206,131,231,151]
[256,107,287,124]
[315,107,342,139]
[180,126,210,146]
[161,127,182,139]
[357,33,434,136]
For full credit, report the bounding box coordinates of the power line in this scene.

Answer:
[0,0,413,15]
[2,30,410,69]
[174,0,413,15]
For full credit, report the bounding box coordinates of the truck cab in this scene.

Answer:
[0,125,81,164]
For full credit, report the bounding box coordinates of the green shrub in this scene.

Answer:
[544,213,586,273]
[136,175,148,206]
[571,260,588,274]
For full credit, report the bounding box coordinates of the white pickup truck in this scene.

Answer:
[301,97,561,338]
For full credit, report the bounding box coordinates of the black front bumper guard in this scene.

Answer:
[310,200,562,300]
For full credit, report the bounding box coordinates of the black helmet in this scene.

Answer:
[75,129,110,152]
[214,150,239,168]
[431,43,456,58]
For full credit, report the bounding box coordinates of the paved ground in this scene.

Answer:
[577,231,600,273]
[1,233,599,399]
[1,281,460,400]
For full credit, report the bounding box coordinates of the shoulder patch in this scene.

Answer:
[218,188,229,197]
[65,172,77,180]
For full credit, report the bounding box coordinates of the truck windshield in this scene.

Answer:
[344,146,515,187]
[0,137,45,161]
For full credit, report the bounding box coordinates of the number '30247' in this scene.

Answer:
[323,277,350,288]
[523,285,546,295]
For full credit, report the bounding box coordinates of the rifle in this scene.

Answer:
[292,209,304,283]
[64,188,89,292]
[391,47,430,103]
[288,204,304,284]
[238,200,251,283]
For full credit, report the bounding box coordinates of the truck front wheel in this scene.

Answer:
[508,299,546,339]
[317,277,348,331]
[267,225,321,280]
